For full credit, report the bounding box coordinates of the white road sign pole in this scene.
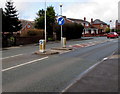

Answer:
[60,4,63,47]
[61,25,62,46]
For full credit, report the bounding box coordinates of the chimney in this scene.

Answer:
[91,18,93,23]
[84,17,86,21]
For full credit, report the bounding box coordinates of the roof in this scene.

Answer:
[19,19,35,30]
[67,18,98,29]
[67,18,90,24]
[92,19,107,25]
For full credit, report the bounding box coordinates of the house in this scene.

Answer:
[17,19,35,34]
[91,19,109,34]
[116,20,120,30]
[56,16,109,36]
[65,17,98,36]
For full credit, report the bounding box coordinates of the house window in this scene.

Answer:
[101,24,103,27]
[91,30,94,34]
[85,30,89,34]
[27,25,31,28]
[85,23,89,26]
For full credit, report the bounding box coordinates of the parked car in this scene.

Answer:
[107,32,119,38]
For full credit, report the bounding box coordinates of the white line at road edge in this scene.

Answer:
[2,56,48,72]
[2,54,23,60]
[61,50,116,93]
[61,60,103,93]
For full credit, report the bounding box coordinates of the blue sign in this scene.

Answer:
[58,17,65,25]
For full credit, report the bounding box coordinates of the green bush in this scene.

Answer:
[115,29,120,32]
[105,27,110,33]
[48,37,54,41]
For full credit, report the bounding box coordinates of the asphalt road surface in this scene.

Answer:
[2,37,119,92]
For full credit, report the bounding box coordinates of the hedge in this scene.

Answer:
[53,23,84,40]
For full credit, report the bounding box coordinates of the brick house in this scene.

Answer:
[17,19,34,34]
[116,20,120,30]
[65,17,98,35]
[56,16,109,36]
[91,19,109,34]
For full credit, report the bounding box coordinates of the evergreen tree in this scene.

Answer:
[2,0,22,34]
[35,9,45,29]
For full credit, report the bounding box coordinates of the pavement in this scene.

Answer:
[62,49,119,93]
[1,37,94,50]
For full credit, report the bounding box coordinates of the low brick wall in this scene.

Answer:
[83,34,106,37]
[16,36,44,45]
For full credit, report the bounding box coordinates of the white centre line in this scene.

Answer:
[2,54,23,60]
[2,56,49,72]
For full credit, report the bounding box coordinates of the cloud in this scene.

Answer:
[63,0,119,27]
[1,1,39,21]
[1,0,119,27]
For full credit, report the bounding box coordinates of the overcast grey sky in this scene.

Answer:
[0,0,119,27]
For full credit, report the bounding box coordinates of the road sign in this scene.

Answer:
[58,17,65,25]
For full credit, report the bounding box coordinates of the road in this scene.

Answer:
[2,37,119,92]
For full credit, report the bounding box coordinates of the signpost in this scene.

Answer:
[58,17,65,25]
[57,17,66,47]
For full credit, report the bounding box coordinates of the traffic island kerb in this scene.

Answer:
[51,47,73,51]
[34,50,59,55]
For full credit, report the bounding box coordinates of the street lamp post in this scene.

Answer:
[45,1,47,43]
[60,4,63,46]
[110,20,112,32]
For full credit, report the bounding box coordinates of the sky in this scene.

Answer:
[0,0,120,28]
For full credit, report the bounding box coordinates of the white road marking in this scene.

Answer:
[8,47,20,49]
[68,40,106,48]
[59,50,71,55]
[2,56,48,72]
[68,45,72,47]
[103,57,108,61]
[2,54,23,60]
[61,59,104,93]
[61,50,117,93]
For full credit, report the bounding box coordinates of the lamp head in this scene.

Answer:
[60,4,62,7]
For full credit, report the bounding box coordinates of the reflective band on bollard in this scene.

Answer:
[62,37,66,48]
[39,40,45,53]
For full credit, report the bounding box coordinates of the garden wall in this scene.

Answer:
[16,36,44,45]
